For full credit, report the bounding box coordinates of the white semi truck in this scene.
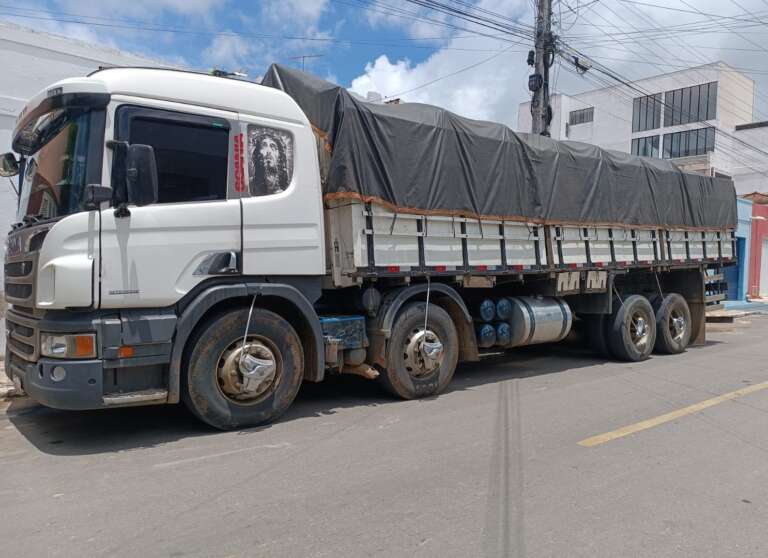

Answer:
[2,67,736,429]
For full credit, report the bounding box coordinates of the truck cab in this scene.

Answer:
[4,68,326,422]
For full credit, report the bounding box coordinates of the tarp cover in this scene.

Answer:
[262,64,737,230]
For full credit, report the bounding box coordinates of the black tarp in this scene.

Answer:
[262,64,737,230]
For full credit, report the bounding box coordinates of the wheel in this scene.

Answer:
[652,293,691,354]
[183,307,304,430]
[379,302,459,400]
[583,314,611,358]
[606,295,656,362]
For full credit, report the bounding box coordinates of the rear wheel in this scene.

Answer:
[379,302,459,399]
[183,307,304,430]
[606,295,656,362]
[652,293,691,354]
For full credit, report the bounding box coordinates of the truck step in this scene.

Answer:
[103,389,168,406]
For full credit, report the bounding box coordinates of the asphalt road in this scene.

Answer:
[2,316,768,558]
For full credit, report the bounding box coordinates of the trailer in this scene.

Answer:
[2,66,737,429]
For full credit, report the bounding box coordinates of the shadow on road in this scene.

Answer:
[4,342,611,457]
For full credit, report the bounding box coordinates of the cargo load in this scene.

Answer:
[261,64,737,231]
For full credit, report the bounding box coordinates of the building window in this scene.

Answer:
[631,135,659,158]
[569,107,594,125]
[632,93,661,132]
[662,127,716,159]
[664,82,717,127]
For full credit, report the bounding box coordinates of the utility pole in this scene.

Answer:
[529,0,554,136]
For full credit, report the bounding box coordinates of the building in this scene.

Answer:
[742,191,768,205]
[0,22,166,287]
[519,62,768,302]
[726,198,752,301]
[517,62,768,196]
[750,202,768,298]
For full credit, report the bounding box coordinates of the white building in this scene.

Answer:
[0,22,166,287]
[518,62,768,196]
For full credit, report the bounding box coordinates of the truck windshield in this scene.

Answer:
[16,110,94,222]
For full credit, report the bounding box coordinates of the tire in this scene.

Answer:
[583,314,611,358]
[606,295,656,362]
[183,307,304,430]
[379,302,459,400]
[652,293,691,354]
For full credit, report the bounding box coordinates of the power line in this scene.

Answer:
[0,7,515,53]
[333,0,527,45]
[562,1,768,121]
[614,0,768,113]
[383,45,521,98]
[617,0,768,24]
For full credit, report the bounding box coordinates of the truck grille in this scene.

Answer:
[5,261,33,277]
[5,282,32,300]
[6,310,40,362]
[4,254,36,307]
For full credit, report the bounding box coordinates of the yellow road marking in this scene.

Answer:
[578,380,768,447]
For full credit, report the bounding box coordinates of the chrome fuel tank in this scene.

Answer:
[507,296,572,348]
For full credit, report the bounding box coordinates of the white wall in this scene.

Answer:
[0,22,166,288]
[715,125,768,195]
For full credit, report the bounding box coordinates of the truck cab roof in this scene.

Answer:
[13,66,310,143]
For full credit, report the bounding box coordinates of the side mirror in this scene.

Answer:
[0,152,19,177]
[126,144,159,207]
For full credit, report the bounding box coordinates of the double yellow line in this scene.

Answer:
[578,380,768,447]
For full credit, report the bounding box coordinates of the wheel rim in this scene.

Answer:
[668,309,687,343]
[402,328,444,378]
[216,336,281,404]
[629,311,651,352]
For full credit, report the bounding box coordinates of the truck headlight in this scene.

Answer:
[40,333,96,359]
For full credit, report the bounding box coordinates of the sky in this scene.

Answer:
[2,0,768,129]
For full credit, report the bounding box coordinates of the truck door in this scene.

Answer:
[99,103,242,308]
[237,114,324,276]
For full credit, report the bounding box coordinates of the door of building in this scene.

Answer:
[761,239,768,297]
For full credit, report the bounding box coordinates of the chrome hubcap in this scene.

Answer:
[630,312,650,351]
[403,328,444,378]
[217,338,278,402]
[669,310,687,343]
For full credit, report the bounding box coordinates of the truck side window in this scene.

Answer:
[247,124,294,196]
[129,117,229,203]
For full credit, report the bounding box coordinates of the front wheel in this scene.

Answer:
[379,302,459,400]
[183,307,304,430]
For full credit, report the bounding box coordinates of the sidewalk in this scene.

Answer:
[723,299,768,313]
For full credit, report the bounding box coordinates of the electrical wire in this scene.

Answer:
[383,44,521,99]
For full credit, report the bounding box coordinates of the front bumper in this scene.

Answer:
[5,348,105,410]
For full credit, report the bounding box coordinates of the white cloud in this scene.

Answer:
[364,0,451,41]
[202,0,335,77]
[350,1,533,126]
[54,0,225,18]
[260,0,329,28]
[202,32,256,71]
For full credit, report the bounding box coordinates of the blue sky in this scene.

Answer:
[0,1,522,90]
[1,1,767,127]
